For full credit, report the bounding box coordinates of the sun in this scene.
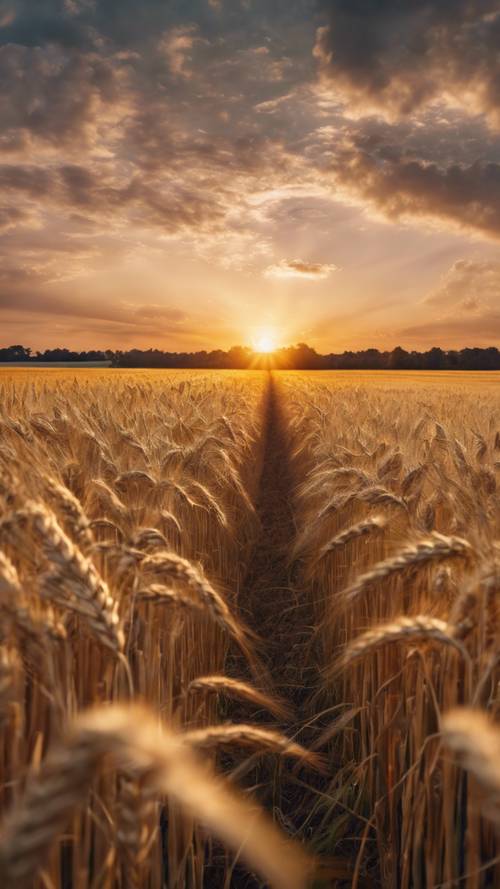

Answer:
[253,330,277,353]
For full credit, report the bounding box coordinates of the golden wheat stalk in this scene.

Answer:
[88,478,127,520]
[44,476,93,553]
[116,772,156,889]
[180,480,229,529]
[186,676,292,721]
[377,451,403,480]
[90,517,125,540]
[140,551,258,669]
[115,470,157,491]
[340,532,472,605]
[314,516,387,565]
[0,705,313,889]
[183,724,324,770]
[297,466,372,501]
[19,502,124,653]
[352,485,408,512]
[0,549,66,645]
[334,615,467,672]
[314,484,407,526]
[442,708,500,825]
[0,646,17,726]
[401,463,428,495]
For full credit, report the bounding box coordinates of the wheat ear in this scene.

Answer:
[20,502,123,653]
[44,476,93,553]
[0,549,66,645]
[0,705,313,889]
[340,532,472,605]
[187,676,292,721]
[442,708,500,825]
[140,551,258,670]
[183,724,324,770]
[314,516,387,565]
[116,772,156,889]
[335,615,467,673]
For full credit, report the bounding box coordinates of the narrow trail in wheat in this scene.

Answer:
[242,374,311,702]
[203,372,319,889]
[235,373,318,832]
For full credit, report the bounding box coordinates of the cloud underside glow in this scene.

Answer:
[0,0,499,351]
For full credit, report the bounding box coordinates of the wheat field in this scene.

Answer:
[1,368,500,889]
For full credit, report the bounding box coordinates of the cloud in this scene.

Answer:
[0,206,35,231]
[395,258,500,346]
[314,1,500,128]
[128,302,187,322]
[309,4,500,244]
[159,25,199,79]
[330,135,500,241]
[264,258,338,280]
[0,287,188,328]
[399,312,500,345]
[0,160,234,236]
[0,43,120,148]
[0,164,52,196]
[0,2,323,269]
[425,259,500,309]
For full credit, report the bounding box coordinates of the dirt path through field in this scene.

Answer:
[234,373,319,831]
[229,373,359,889]
[204,372,321,888]
[242,372,311,707]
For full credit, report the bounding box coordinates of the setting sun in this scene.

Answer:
[253,331,277,353]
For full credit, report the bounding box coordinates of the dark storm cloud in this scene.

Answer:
[0,11,89,49]
[310,3,500,240]
[0,0,173,50]
[315,0,500,126]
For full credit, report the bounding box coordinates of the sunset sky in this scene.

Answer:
[1,0,499,353]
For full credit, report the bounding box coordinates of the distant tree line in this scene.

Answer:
[2,343,500,370]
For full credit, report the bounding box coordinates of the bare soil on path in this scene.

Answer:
[222,373,324,887]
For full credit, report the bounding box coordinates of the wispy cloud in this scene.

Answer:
[264,259,338,280]
[395,258,500,347]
